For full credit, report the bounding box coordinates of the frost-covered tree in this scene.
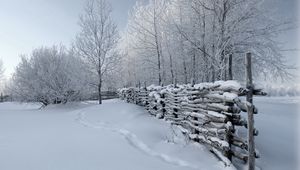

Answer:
[11,46,89,106]
[0,59,5,95]
[127,0,168,86]
[174,0,293,81]
[119,0,292,87]
[0,59,4,82]
[75,0,119,104]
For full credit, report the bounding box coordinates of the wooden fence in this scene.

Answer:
[101,91,119,100]
[0,93,10,102]
[118,53,266,169]
[88,91,119,100]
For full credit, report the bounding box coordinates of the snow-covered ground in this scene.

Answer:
[0,100,233,170]
[254,97,299,170]
[0,97,298,170]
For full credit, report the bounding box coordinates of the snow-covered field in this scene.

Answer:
[0,97,298,170]
[254,97,299,170]
[0,99,233,170]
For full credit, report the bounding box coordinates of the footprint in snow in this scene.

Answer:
[76,111,200,170]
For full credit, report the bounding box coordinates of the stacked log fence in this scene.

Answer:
[119,53,265,169]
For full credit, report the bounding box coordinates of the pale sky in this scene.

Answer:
[0,0,299,79]
[0,0,138,78]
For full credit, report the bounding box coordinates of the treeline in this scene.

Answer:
[119,0,292,87]
[263,85,300,97]
[4,0,294,105]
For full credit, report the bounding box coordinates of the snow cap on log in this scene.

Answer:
[214,80,242,92]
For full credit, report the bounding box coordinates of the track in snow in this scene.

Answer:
[76,110,200,170]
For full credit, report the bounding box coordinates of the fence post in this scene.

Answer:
[246,52,255,170]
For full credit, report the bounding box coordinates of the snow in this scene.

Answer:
[223,92,238,101]
[207,110,227,119]
[149,91,162,102]
[147,85,162,91]
[0,99,234,170]
[0,97,298,170]
[208,137,230,149]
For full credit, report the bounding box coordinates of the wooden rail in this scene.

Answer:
[101,91,119,100]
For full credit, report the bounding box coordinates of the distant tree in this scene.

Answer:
[0,59,4,81]
[12,46,88,106]
[75,0,119,104]
[0,59,5,95]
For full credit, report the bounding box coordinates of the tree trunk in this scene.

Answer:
[224,55,228,81]
[169,53,175,84]
[153,4,162,86]
[179,5,187,85]
[98,62,102,104]
[220,1,227,81]
[192,52,196,85]
[228,54,233,80]
[183,59,188,84]
[156,44,162,86]
[191,23,196,85]
[98,78,102,104]
[211,3,216,82]
[201,8,208,82]
[165,32,174,85]
[211,65,215,82]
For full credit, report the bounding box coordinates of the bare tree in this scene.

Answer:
[75,0,119,104]
[127,0,167,86]
[174,0,292,82]
[119,0,293,87]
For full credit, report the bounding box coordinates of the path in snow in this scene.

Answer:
[76,111,199,169]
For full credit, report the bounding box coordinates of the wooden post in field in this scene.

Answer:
[246,52,255,170]
[228,54,233,80]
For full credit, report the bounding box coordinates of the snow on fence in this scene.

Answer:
[119,53,265,169]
